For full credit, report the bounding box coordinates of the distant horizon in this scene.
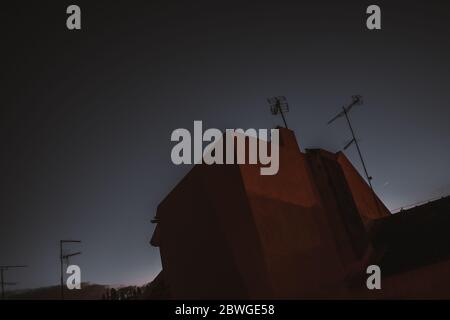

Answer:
[4,279,155,294]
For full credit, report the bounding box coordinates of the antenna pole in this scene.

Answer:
[342,104,382,215]
[278,101,289,129]
[328,95,382,216]
[342,107,372,188]
[59,240,81,300]
[0,265,27,299]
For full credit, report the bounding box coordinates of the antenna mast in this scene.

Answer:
[0,265,28,299]
[327,95,382,214]
[60,240,82,300]
[268,96,290,128]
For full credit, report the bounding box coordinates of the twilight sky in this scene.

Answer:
[1,0,450,290]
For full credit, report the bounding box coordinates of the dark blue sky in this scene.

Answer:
[1,0,450,289]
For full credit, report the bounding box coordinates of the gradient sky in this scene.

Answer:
[1,0,450,290]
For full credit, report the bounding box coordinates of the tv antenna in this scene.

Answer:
[63,252,82,265]
[327,95,373,185]
[0,265,28,299]
[268,96,289,128]
[327,95,382,214]
[60,240,81,300]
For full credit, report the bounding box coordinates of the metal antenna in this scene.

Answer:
[327,95,382,214]
[268,96,290,128]
[63,252,82,265]
[60,240,81,300]
[0,265,28,300]
[327,95,372,184]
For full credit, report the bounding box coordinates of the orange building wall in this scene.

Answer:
[337,153,390,223]
[151,128,448,299]
[238,130,357,298]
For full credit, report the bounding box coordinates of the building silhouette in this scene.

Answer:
[149,128,450,299]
